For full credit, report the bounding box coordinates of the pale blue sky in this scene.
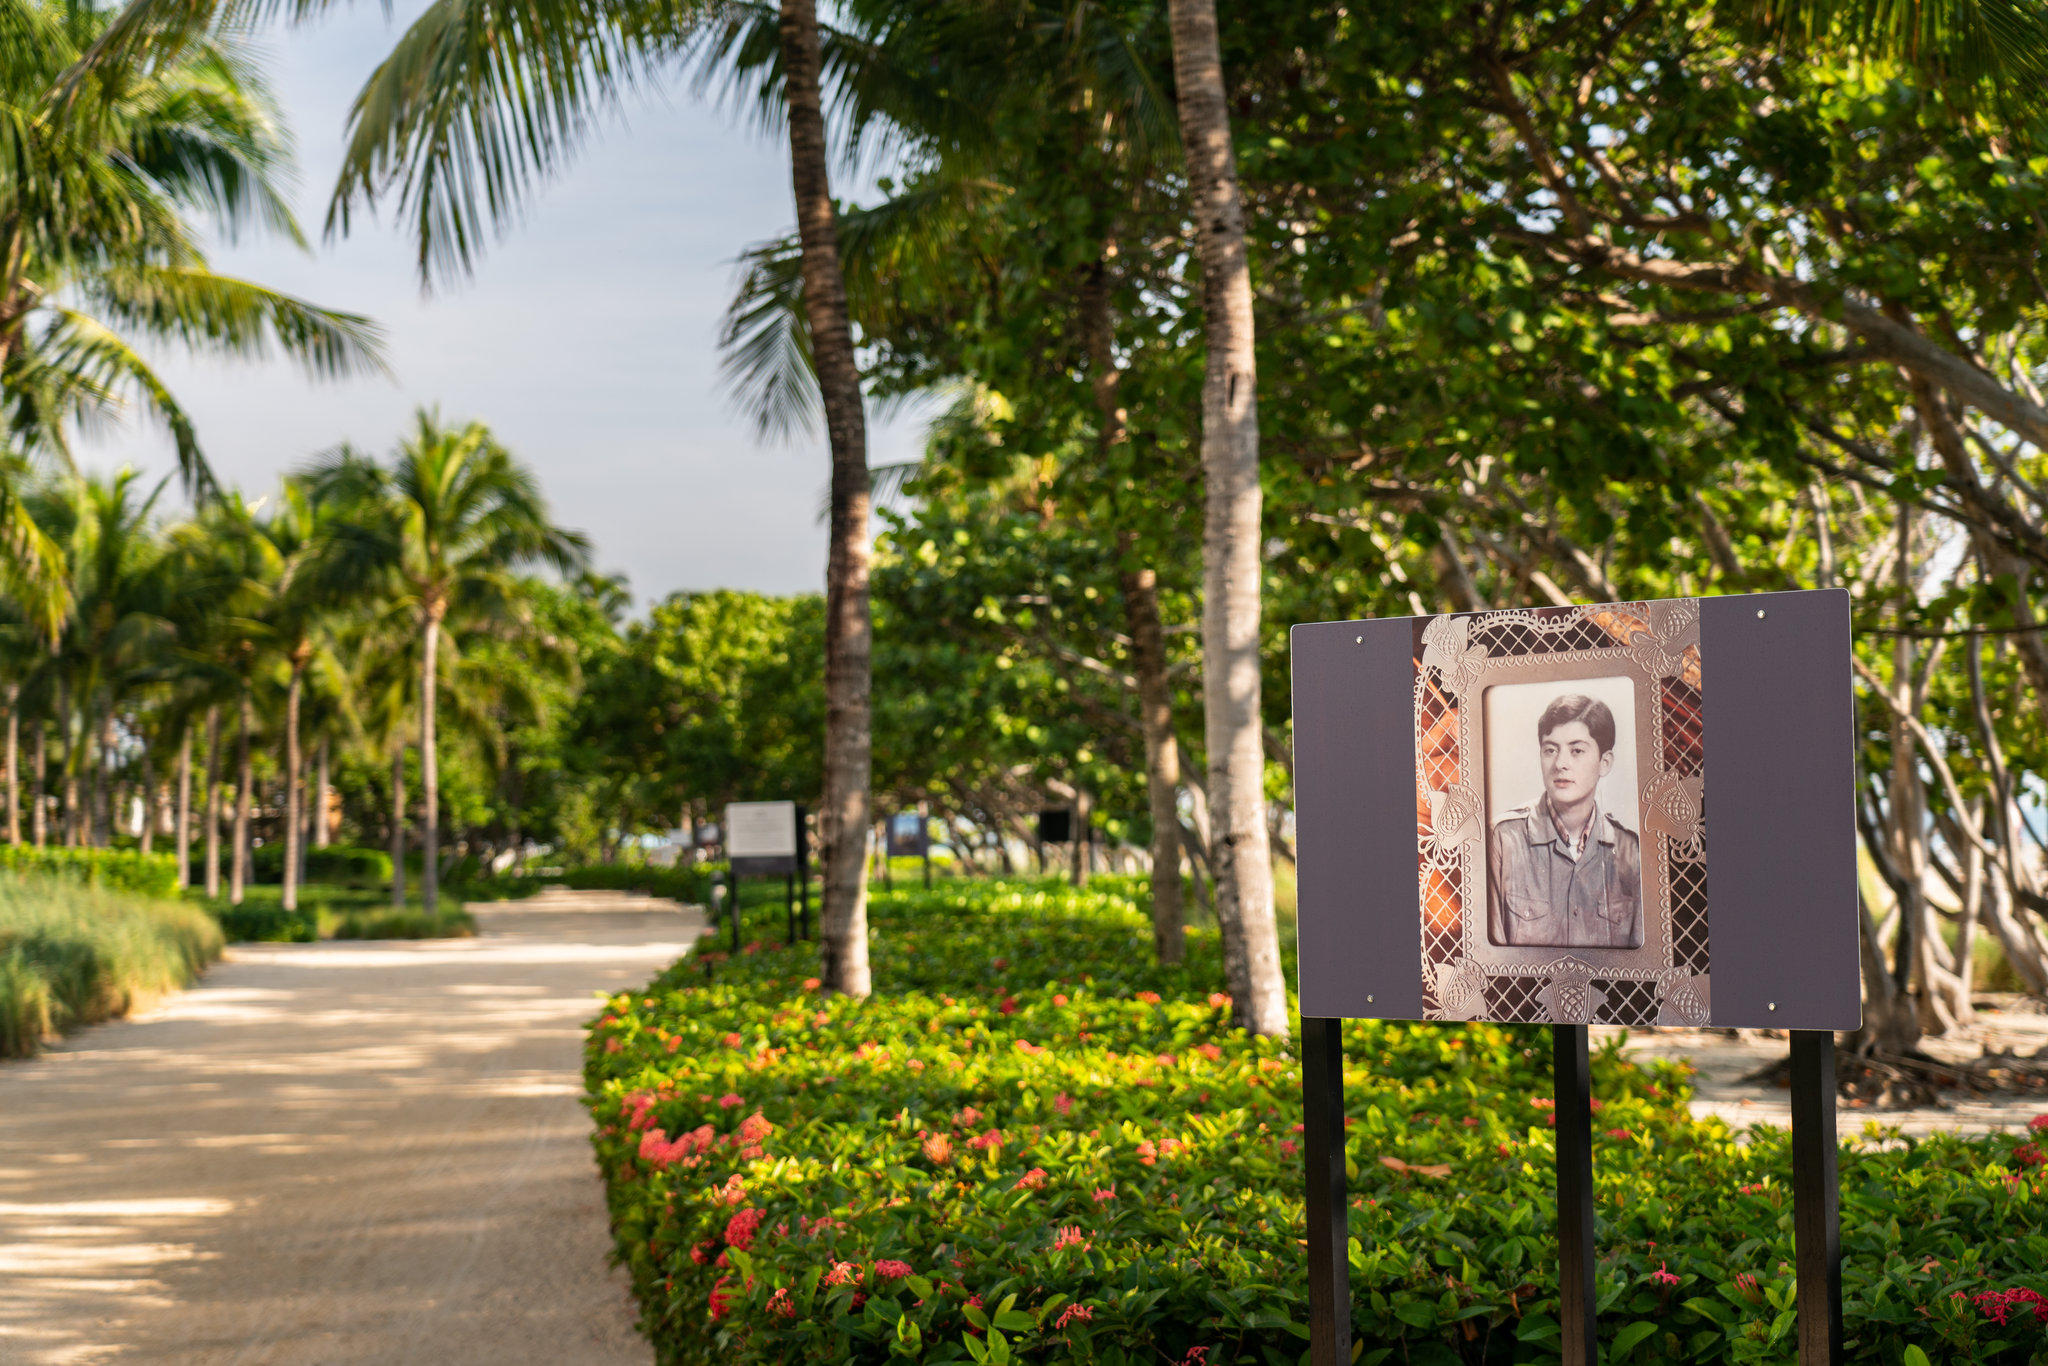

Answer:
[76,6,932,600]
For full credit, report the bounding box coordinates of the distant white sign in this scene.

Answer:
[726,801,798,860]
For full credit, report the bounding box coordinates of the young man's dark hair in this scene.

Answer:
[1536,694,1616,755]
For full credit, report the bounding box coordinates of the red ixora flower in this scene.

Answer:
[1055,1303,1094,1329]
[1052,1226,1089,1252]
[2012,1143,2046,1170]
[1014,1168,1049,1191]
[1135,991,1162,1005]
[1093,1187,1117,1202]
[1649,1262,1680,1288]
[999,996,1020,1016]
[873,1260,914,1280]
[2029,1114,2048,1132]
[824,1261,861,1286]
[766,1286,795,1318]
[1207,992,1231,1008]
[724,1207,767,1251]
[718,1093,744,1109]
[708,1275,734,1321]
[1971,1288,2048,1326]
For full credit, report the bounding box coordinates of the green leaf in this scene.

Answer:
[1611,1321,1659,1358]
[1903,1349,1932,1366]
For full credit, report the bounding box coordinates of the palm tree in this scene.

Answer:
[1161,0,1285,1033]
[294,0,885,991]
[0,0,385,494]
[313,413,588,913]
[247,479,359,913]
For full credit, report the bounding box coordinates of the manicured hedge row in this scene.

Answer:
[0,844,181,898]
[585,880,2048,1365]
[561,862,721,904]
[249,844,393,885]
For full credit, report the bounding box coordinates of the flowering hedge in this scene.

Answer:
[585,878,2048,1365]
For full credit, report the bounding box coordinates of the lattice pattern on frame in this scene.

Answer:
[1668,835,1710,975]
[1661,675,1704,778]
[1470,609,1617,659]
[1592,978,1659,1026]
[1416,660,1463,965]
[1484,974,1551,1022]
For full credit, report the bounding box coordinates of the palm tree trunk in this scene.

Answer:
[1168,0,1287,1036]
[282,665,303,913]
[91,701,112,848]
[3,682,17,845]
[391,741,408,911]
[138,748,157,855]
[231,692,252,906]
[203,706,221,898]
[420,609,442,915]
[314,737,331,849]
[781,0,872,997]
[174,728,192,890]
[1122,566,1186,962]
[31,720,46,848]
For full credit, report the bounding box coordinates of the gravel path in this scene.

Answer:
[0,889,704,1366]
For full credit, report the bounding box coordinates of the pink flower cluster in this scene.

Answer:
[1013,1168,1048,1191]
[823,1261,862,1287]
[1054,1303,1094,1329]
[638,1124,717,1168]
[967,1128,1005,1151]
[1052,1225,1089,1252]
[873,1260,914,1281]
[1965,1287,2048,1326]
[724,1206,766,1251]
[1648,1262,1680,1287]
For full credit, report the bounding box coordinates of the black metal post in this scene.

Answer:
[1554,1024,1598,1366]
[1302,1015,1350,1366]
[785,870,796,945]
[1790,1031,1845,1365]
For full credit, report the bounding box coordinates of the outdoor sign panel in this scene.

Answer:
[887,812,929,858]
[1037,808,1073,844]
[726,801,798,876]
[1290,589,1859,1031]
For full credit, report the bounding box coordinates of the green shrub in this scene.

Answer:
[329,907,477,940]
[585,879,2048,1366]
[561,862,720,904]
[248,843,394,886]
[0,845,180,899]
[214,900,317,943]
[0,873,223,1057]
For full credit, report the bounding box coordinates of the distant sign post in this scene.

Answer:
[1290,591,1857,1366]
[724,801,808,948]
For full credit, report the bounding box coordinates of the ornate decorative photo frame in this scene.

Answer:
[1413,600,1708,1026]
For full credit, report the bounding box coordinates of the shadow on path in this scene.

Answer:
[0,898,705,1366]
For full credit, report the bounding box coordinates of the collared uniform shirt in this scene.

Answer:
[1487,796,1643,949]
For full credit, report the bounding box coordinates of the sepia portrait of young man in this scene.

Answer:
[1486,692,1644,949]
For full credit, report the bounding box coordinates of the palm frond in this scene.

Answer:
[84,263,388,380]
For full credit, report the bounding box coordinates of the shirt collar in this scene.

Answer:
[1533,793,1612,852]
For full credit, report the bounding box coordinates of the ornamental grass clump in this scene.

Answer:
[587,877,2048,1365]
[0,873,223,1058]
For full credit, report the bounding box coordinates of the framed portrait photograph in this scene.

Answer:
[1414,600,1708,1027]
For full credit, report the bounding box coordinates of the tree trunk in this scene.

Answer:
[231,692,252,906]
[391,742,408,910]
[421,607,442,915]
[31,721,46,847]
[314,736,331,850]
[1122,567,1186,962]
[782,0,872,998]
[90,700,111,848]
[1168,0,1287,1036]
[203,708,222,897]
[3,682,16,845]
[174,728,192,890]
[283,663,303,914]
[1071,793,1089,888]
[138,749,156,855]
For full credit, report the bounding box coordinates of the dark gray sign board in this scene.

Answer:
[886,812,930,858]
[1037,808,1073,844]
[1290,589,1859,1032]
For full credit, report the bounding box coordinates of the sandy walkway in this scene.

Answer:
[0,889,704,1366]
[1604,1008,2048,1140]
